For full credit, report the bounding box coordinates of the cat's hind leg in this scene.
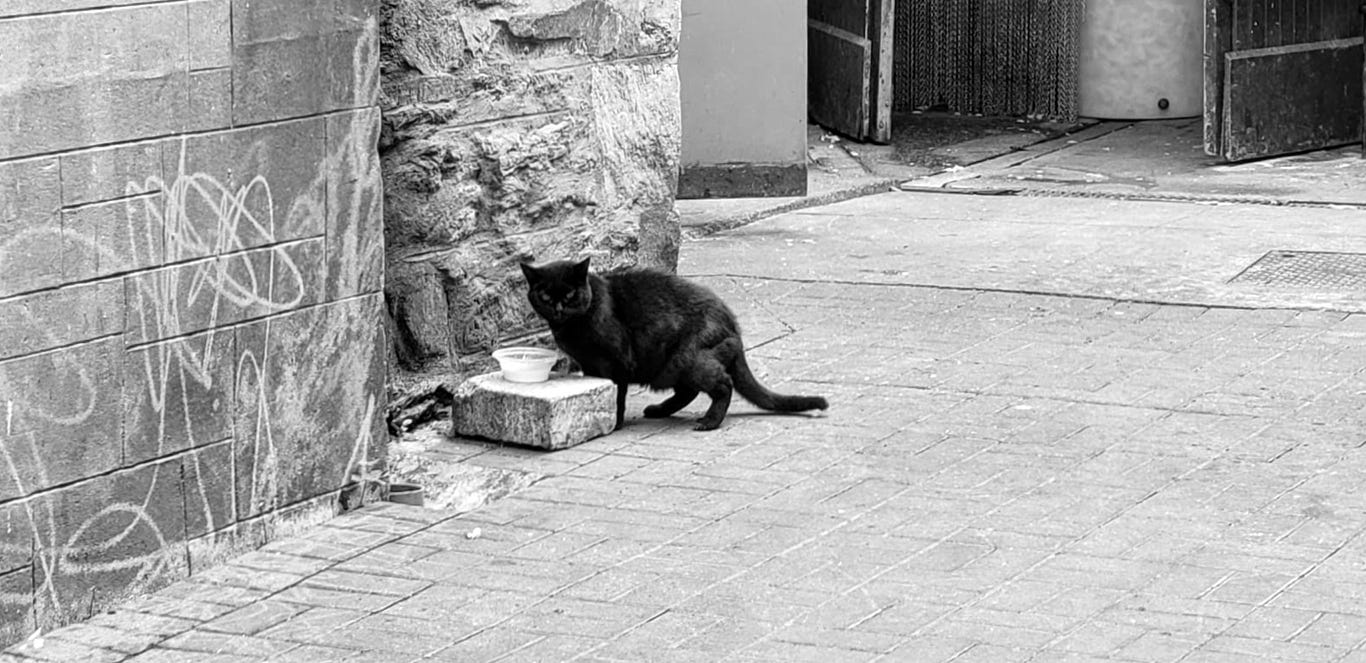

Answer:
[692,363,734,431]
[695,386,731,431]
[643,389,699,418]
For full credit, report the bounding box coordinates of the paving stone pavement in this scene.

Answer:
[9,196,1366,662]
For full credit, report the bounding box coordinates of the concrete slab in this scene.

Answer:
[452,373,615,450]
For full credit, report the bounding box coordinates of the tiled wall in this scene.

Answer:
[0,0,386,643]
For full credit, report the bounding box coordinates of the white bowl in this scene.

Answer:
[492,347,558,383]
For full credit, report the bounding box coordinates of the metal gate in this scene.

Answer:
[809,0,895,142]
[1203,0,1364,161]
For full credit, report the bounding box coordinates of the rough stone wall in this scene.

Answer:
[0,0,386,644]
[380,0,682,382]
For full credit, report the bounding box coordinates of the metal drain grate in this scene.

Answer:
[1230,250,1366,289]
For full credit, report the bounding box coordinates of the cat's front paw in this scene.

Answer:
[642,404,669,418]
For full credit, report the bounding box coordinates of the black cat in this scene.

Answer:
[520,258,829,431]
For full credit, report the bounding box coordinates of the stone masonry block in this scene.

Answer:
[0,157,60,228]
[62,196,165,281]
[0,6,194,158]
[161,119,327,263]
[0,279,122,361]
[0,157,62,297]
[188,68,234,131]
[324,107,384,300]
[453,373,615,450]
[31,456,190,629]
[124,239,324,345]
[0,501,33,575]
[234,294,385,519]
[0,336,125,501]
[189,0,233,71]
[0,72,196,160]
[59,141,163,208]
[0,568,33,648]
[182,440,236,539]
[231,0,378,124]
[0,5,186,89]
[123,329,235,466]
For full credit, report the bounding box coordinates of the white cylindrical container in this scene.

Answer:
[1078,0,1204,120]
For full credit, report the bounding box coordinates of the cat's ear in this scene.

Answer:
[571,258,591,281]
[519,261,539,284]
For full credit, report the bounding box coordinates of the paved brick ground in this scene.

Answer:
[7,262,1366,661]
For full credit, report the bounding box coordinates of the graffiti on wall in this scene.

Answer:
[0,109,384,638]
[0,4,385,637]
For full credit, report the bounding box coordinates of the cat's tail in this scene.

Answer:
[730,349,828,413]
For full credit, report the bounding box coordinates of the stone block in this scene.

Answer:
[242,238,326,320]
[182,440,236,538]
[324,107,384,300]
[0,72,195,160]
[124,258,231,345]
[453,372,615,449]
[331,19,381,111]
[190,0,233,71]
[124,239,323,345]
[161,119,327,262]
[0,157,60,226]
[231,0,378,124]
[0,279,122,361]
[62,195,165,281]
[380,72,591,244]
[381,67,577,125]
[0,157,63,297]
[0,337,125,501]
[188,68,234,131]
[0,568,33,648]
[228,120,329,244]
[0,5,186,90]
[230,37,330,125]
[59,141,163,207]
[384,259,453,369]
[0,5,195,158]
[235,294,385,519]
[123,329,235,465]
[0,502,33,575]
[505,0,633,58]
[0,216,63,299]
[31,457,190,630]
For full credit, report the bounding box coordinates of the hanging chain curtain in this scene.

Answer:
[894,0,1083,120]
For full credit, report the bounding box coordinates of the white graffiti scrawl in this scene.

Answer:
[0,81,383,650]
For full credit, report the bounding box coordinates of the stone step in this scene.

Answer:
[452,372,616,449]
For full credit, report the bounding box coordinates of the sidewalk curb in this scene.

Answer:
[680,178,899,239]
